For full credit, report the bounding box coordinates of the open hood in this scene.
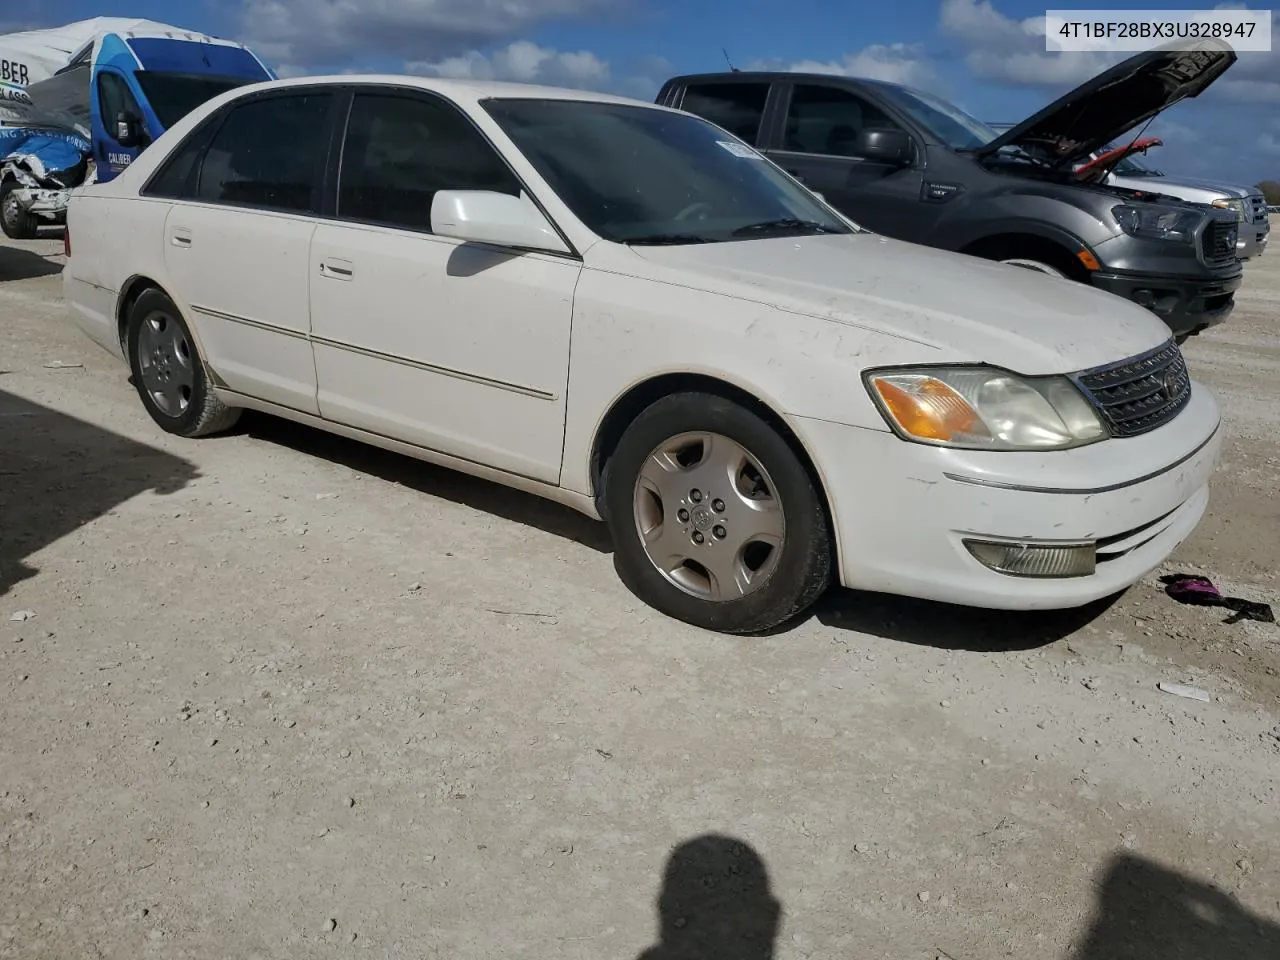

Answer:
[974,39,1235,169]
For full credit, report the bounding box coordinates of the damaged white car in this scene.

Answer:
[63,77,1222,634]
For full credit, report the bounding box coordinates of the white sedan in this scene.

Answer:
[63,76,1221,634]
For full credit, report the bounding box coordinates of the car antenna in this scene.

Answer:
[723,48,739,72]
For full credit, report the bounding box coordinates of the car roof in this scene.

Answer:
[661,71,900,89]
[231,73,664,109]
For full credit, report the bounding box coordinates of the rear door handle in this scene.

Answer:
[319,258,354,280]
[170,228,192,248]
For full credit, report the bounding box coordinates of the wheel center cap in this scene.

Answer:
[690,505,714,532]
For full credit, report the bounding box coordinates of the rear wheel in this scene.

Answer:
[603,392,833,634]
[0,180,39,240]
[126,288,241,438]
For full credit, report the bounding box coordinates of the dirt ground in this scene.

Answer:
[1,229,1278,960]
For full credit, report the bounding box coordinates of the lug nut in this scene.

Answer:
[692,531,705,545]
[690,489,703,503]
[712,499,725,513]
[677,509,690,523]
[713,525,727,540]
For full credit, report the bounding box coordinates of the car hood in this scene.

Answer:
[623,233,1170,375]
[974,39,1235,170]
[1128,173,1255,197]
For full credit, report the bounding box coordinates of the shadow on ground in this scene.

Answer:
[238,408,1116,650]
[0,240,63,282]
[1070,852,1280,960]
[239,411,613,553]
[808,588,1121,651]
[632,840,1280,960]
[634,834,780,960]
[0,389,198,596]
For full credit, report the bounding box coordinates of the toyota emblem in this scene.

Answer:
[1164,368,1186,400]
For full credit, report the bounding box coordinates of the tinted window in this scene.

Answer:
[484,98,850,245]
[134,72,253,128]
[195,93,332,213]
[338,93,520,231]
[98,72,143,138]
[144,128,210,198]
[783,84,904,157]
[679,82,770,143]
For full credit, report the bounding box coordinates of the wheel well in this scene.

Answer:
[590,373,834,529]
[961,233,1090,282]
[116,276,164,351]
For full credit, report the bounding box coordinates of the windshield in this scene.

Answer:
[481,98,853,244]
[133,72,255,129]
[1103,144,1162,177]
[866,82,999,151]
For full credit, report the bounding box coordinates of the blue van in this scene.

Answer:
[2,25,274,237]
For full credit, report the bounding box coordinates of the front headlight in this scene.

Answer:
[1211,198,1249,222]
[865,367,1107,451]
[1112,203,1200,244]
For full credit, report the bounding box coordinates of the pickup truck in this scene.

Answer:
[0,17,274,239]
[658,40,1244,343]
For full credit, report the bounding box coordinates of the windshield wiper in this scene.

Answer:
[625,233,715,245]
[731,218,842,238]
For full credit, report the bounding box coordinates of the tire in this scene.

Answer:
[603,392,833,634]
[126,288,241,438]
[0,180,40,240]
[1000,258,1068,278]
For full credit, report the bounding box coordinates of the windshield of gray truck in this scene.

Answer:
[483,98,854,245]
[866,81,999,151]
[133,72,254,129]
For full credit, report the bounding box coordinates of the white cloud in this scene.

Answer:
[237,0,609,70]
[749,43,937,88]
[408,39,610,89]
[939,0,1124,86]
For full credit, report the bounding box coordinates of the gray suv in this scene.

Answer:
[657,40,1242,342]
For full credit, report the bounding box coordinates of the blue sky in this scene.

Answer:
[10,0,1280,186]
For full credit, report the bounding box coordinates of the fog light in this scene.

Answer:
[964,539,1096,578]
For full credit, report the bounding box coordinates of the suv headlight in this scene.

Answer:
[1211,197,1249,222]
[1112,204,1200,244]
[865,367,1107,451]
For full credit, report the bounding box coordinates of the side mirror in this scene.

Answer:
[853,128,911,165]
[430,190,569,254]
[114,111,144,148]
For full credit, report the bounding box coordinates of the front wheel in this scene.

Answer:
[126,288,242,438]
[1000,258,1068,279]
[0,180,39,240]
[603,392,833,634]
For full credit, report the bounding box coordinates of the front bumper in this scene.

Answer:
[790,382,1222,610]
[1237,219,1269,259]
[1089,270,1241,338]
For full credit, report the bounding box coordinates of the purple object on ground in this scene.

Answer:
[1160,574,1275,625]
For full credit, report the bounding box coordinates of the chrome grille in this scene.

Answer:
[1248,194,1268,224]
[1201,218,1238,268]
[1074,341,1191,438]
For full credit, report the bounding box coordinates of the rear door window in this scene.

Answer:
[193,92,333,214]
[678,82,771,144]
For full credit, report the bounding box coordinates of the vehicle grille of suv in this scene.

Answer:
[1074,340,1192,438]
[1201,218,1239,268]
[1248,194,1268,223]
